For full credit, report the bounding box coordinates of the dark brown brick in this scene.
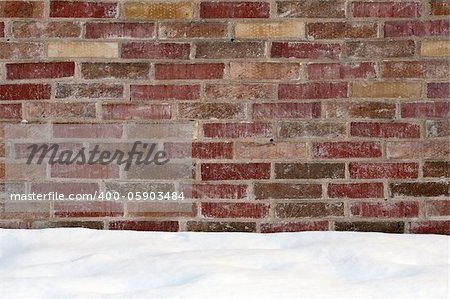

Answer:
[201,202,269,218]
[276,202,344,218]
[55,83,123,99]
[187,221,256,232]
[195,42,265,59]
[423,161,450,178]
[275,163,345,179]
[335,221,404,233]
[109,221,179,232]
[81,63,150,80]
[390,182,450,197]
[178,103,245,119]
[254,183,322,199]
[201,163,270,180]
[261,221,329,233]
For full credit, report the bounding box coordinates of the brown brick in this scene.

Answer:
[350,202,419,218]
[201,163,270,180]
[384,20,449,37]
[0,43,43,59]
[423,161,450,178]
[431,0,450,15]
[328,183,384,199]
[12,21,81,38]
[278,121,346,138]
[387,141,450,159]
[427,120,450,137]
[187,221,256,232]
[313,142,382,158]
[277,1,345,18]
[408,221,449,235]
[253,103,321,119]
[32,221,104,230]
[24,102,96,121]
[308,22,376,39]
[50,1,118,18]
[202,202,269,219]
[351,82,422,98]
[346,40,415,58]
[159,22,227,39]
[261,221,329,233]
[421,40,450,57]
[235,142,307,159]
[349,162,419,179]
[127,202,196,218]
[271,42,341,59]
[178,103,244,119]
[131,85,199,101]
[230,62,300,80]
[109,221,179,232]
[335,221,404,233]
[7,62,75,80]
[81,63,150,80]
[325,101,396,119]
[55,83,123,99]
[255,183,322,200]
[203,122,273,138]
[390,182,450,197]
[352,2,421,17]
[124,2,193,20]
[200,2,270,18]
[155,63,224,80]
[102,104,171,120]
[195,41,265,59]
[204,84,276,101]
[85,22,155,39]
[279,83,348,99]
[350,122,420,138]
[122,42,190,59]
[426,200,450,216]
[276,202,344,218]
[381,61,449,79]
[275,163,345,179]
[0,84,51,101]
[235,21,305,39]
[308,62,376,80]
[0,1,44,18]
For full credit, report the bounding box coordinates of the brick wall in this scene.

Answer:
[0,0,449,234]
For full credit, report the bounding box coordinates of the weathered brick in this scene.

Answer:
[202,202,269,218]
[351,82,422,98]
[391,182,449,197]
[381,61,449,79]
[401,102,450,118]
[336,221,404,233]
[353,2,420,17]
[159,22,227,39]
[431,0,450,15]
[182,184,248,199]
[427,120,450,137]
[127,202,196,218]
[109,221,179,232]
[200,2,269,18]
[277,1,345,18]
[426,200,450,216]
[408,221,449,235]
[384,20,449,37]
[7,62,75,80]
[261,221,329,233]
[201,163,270,180]
[203,122,273,138]
[0,43,43,59]
[235,21,304,39]
[308,62,376,80]
[165,142,233,159]
[0,1,44,18]
[428,83,450,98]
[313,142,382,158]
[178,103,244,119]
[32,221,104,230]
[204,84,276,100]
[102,104,171,120]
[308,22,377,39]
[124,2,193,20]
[122,42,190,59]
[48,42,119,58]
[53,124,122,138]
[51,164,119,179]
[131,85,199,101]
[328,183,384,199]
[279,83,348,99]
[55,83,123,99]
[155,63,224,80]
[0,104,21,120]
[275,163,345,179]
[235,142,307,159]
[187,221,256,232]
[346,40,415,58]
[12,21,81,38]
[350,122,420,138]
[423,162,450,178]
[85,22,155,39]
[230,62,300,80]
[24,102,96,120]
[255,183,322,200]
[0,84,51,101]
[54,202,123,217]
[50,1,118,18]
[350,202,419,218]
[278,122,347,138]
[195,41,265,59]
[252,103,320,119]
[349,163,419,179]
[271,42,341,59]
[421,40,450,56]
[276,202,344,218]
[387,141,450,159]
[81,63,150,80]
[325,101,396,119]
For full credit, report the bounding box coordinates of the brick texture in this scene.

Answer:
[0,0,447,234]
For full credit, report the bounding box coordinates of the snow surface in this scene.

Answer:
[0,229,448,299]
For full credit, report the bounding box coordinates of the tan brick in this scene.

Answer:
[230,62,300,80]
[352,82,422,98]
[124,2,194,20]
[421,40,450,57]
[235,142,307,159]
[48,42,119,58]
[235,21,304,39]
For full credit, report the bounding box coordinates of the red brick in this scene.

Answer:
[307,22,377,39]
[203,123,273,138]
[159,22,227,38]
[0,1,44,18]
[201,163,270,180]
[350,202,419,218]
[155,63,224,80]
[349,162,419,179]
[261,221,329,233]
[85,22,155,39]
[408,221,449,235]
[6,62,75,80]
[277,1,345,18]
[109,221,179,232]
[0,84,51,101]
[81,63,150,80]
[55,83,123,99]
[308,62,376,80]
[201,202,269,218]
[24,102,96,121]
[252,103,320,119]
[54,202,122,217]
[328,183,384,199]
[350,122,420,138]
[431,0,450,15]
[426,200,450,216]
[428,83,450,98]
[254,183,322,199]
[52,124,123,138]
[271,42,341,59]
[131,85,200,101]
[204,83,276,101]
[50,1,118,18]
[401,102,450,118]
[384,20,449,37]
[165,142,233,159]
[0,104,22,120]
[195,41,264,59]
[279,83,348,99]
[102,104,171,120]
[381,61,449,79]
[0,22,4,37]
[0,43,43,59]
[276,202,344,218]
[352,2,421,18]
[12,21,81,38]
[121,42,190,59]
[200,2,270,18]
[346,40,415,58]
[313,142,382,158]
[182,184,248,199]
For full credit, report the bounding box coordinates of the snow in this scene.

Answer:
[0,229,448,299]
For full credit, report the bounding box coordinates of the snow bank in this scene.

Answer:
[0,229,448,299]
